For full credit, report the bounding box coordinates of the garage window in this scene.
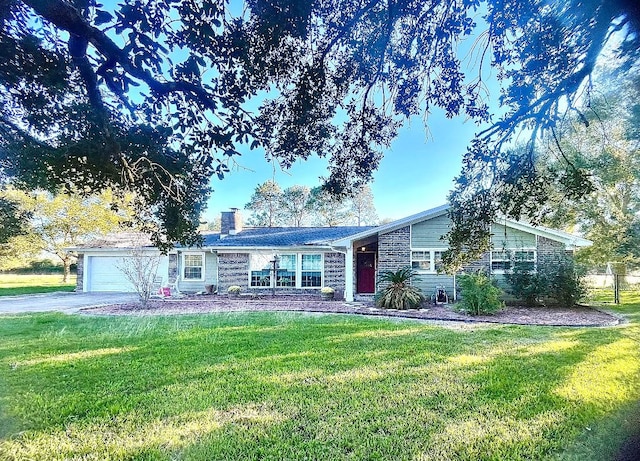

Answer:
[183,253,204,280]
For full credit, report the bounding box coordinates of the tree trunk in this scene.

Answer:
[63,257,71,283]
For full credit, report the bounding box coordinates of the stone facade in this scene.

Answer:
[378,226,411,273]
[76,253,84,292]
[324,252,346,299]
[537,236,566,264]
[217,253,250,291]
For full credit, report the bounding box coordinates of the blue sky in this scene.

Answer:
[203,107,490,224]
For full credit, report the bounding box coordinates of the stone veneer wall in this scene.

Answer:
[168,254,178,284]
[537,236,566,263]
[217,253,250,291]
[76,254,84,292]
[324,252,346,299]
[378,226,411,273]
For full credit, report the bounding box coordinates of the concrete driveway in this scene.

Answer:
[0,292,139,315]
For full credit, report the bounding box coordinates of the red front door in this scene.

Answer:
[357,252,376,293]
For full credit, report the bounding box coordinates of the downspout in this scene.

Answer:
[453,273,457,302]
[210,249,219,293]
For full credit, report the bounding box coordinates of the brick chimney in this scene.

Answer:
[221,208,243,236]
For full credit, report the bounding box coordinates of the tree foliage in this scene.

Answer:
[349,185,379,226]
[307,186,353,227]
[280,185,312,227]
[539,73,640,269]
[1,188,129,280]
[244,180,378,227]
[1,0,638,255]
[0,231,42,271]
[0,197,30,244]
[244,180,285,227]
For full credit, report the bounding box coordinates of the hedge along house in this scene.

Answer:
[74,206,591,300]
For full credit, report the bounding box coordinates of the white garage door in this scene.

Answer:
[86,255,169,292]
[87,256,134,292]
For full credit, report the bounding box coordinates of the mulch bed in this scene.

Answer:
[81,295,621,327]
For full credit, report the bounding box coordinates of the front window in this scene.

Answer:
[183,253,204,280]
[249,253,324,288]
[276,254,297,287]
[490,251,511,271]
[411,251,431,270]
[301,254,322,287]
[513,250,536,271]
[491,249,536,272]
[434,251,444,272]
[411,249,446,272]
[250,253,272,287]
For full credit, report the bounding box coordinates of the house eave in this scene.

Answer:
[65,246,166,253]
[331,204,450,246]
[499,218,592,248]
[210,244,342,253]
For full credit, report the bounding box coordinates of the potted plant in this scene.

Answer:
[320,287,335,300]
[227,285,242,297]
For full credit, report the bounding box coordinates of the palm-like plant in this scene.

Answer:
[375,267,424,310]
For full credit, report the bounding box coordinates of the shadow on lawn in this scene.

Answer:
[0,312,638,460]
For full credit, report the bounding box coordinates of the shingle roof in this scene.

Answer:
[200,226,374,248]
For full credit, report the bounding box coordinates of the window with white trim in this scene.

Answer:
[411,251,431,270]
[183,253,204,280]
[491,249,536,273]
[250,253,272,287]
[411,249,446,273]
[301,254,322,287]
[276,254,297,287]
[513,250,536,271]
[249,252,323,288]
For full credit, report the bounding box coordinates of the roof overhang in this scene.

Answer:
[331,204,450,246]
[498,217,592,248]
[330,203,592,249]
[211,245,338,253]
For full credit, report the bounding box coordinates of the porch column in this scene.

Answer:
[344,244,354,302]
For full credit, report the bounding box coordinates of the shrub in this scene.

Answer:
[116,250,161,308]
[505,262,546,306]
[227,285,242,294]
[539,253,588,306]
[320,287,334,295]
[375,267,424,310]
[505,252,587,307]
[457,272,503,315]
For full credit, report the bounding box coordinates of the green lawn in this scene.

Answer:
[0,274,76,296]
[0,294,638,460]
